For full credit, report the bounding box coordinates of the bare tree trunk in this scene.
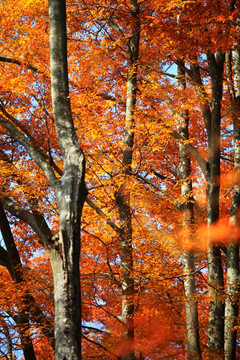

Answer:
[224,49,240,360]
[185,51,225,356]
[177,64,201,360]
[48,0,87,359]
[115,1,140,359]
[206,51,225,357]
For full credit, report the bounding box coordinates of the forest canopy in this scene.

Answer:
[0,0,240,359]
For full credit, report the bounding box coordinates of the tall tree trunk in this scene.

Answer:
[48,0,87,359]
[206,51,225,357]
[115,1,140,359]
[186,51,225,356]
[177,64,201,360]
[224,49,240,360]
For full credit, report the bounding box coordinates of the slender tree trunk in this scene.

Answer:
[115,2,140,359]
[177,64,201,360]
[206,51,225,357]
[224,49,240,360]
[187,53,225,356]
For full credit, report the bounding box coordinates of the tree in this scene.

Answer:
[0,0,240,359]
[177,62,201,360]
[0,0,87,359]
[224,37,240,360]
[114,1,140,358]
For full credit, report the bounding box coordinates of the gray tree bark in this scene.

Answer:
[224,48,240,360]
[48,0,87,359]
[115,1,140,359]
[177,64,201,360]
[184,52,225,356]
[206,51,225,356]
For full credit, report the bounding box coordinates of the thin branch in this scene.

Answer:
[220,155,234,164]
[82,325,107,334]
[0,56,38,72]
[0,104,62,176]
[1,196,52,246]
[172,130,207,177]
[143,65,181,80]
[86,197,121,234]
[82,334,120,359]
[220,187,233,200]
[97,92,126,107]
[0,116,60,193]
[108,17,124,36]
[84,301,124,326]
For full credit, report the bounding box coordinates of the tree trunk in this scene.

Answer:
[224,49,240,360]
[48,0,87,359]
[115,1,140,359]
[206,51,225,356]
[177,64,201,360]
[187,51,225,356]
[48,229,82,360]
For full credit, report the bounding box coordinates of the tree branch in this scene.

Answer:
[0,246,12,275]
[1,196,52,247]
[82,334,120,359]
[86,197,121,234]
[0,105,63,176]
[97,92,126,107]
[172,130,207,177]
[0,116,60,194]
[0,56,38,72]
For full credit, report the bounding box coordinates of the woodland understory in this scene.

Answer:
[0,0,240,359]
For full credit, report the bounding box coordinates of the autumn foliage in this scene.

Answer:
[0,0,240,359]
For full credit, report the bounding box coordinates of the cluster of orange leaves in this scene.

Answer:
[0,0,239,359]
